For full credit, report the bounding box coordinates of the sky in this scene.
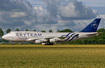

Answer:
[0,0,105,33]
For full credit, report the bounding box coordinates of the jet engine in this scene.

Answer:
[35,40,42,43]
[50,39,56,43]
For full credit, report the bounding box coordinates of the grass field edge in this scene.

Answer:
[0,44,105,47]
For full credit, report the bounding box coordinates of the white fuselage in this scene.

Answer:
[2,31,98,43]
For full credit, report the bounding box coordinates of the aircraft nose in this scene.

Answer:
[2,35,6,39]
[2,34,14,41]
[2,35,9,40]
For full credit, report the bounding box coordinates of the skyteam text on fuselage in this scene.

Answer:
[16,33,42,37]
[2,18,101,45]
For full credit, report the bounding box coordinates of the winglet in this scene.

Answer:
[81,18,101,32]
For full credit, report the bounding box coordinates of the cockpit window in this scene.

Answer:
[8,32,11,34]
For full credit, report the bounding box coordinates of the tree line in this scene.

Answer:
[0,28,105,44]
[0,28,73,35]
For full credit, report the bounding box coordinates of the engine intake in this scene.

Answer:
[35,40,41,43]
[50,39,56,43]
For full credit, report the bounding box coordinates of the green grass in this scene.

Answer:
[0,45,105,68]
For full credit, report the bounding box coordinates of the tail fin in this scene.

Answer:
[81,18,101,32]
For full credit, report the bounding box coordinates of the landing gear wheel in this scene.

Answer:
[12,43,14,45]
[45,42,54,45]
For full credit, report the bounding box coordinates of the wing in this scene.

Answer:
[26,36,58,42]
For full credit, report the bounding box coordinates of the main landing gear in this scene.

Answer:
[45,42,54,45]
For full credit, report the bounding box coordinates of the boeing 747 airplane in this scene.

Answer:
[2,18,101,45]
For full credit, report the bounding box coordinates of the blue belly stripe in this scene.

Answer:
[65,33,75,41]
[68,34,79,41]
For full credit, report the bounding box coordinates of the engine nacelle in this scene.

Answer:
[50,39,56,43]
[35,40,41,43]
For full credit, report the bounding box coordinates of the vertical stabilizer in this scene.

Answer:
[81,18,101,32]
